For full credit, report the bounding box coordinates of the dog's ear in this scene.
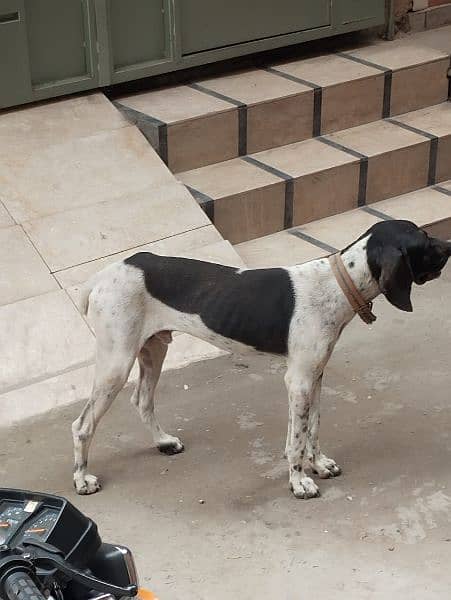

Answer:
[438,239,451,257]
[427,236,451,256]
[378,246,414,312]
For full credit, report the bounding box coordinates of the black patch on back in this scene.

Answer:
[125,253,295,354]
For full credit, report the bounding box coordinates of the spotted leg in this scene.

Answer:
[285,365,320,499]
[306,375,342,479]
[284,405,292,459]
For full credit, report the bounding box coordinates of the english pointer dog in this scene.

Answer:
[73,220,451,499]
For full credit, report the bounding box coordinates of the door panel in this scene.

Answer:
[109,0,167,70]
[0,0,387,110]
[0,0,32,108]
[25,0,93,86]
[335,0,385,25]
[180,0,331,55]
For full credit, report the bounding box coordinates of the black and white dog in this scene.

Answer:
[73,220,451,499]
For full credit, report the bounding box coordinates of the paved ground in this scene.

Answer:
[2,265,451,599]
[0,93,245,426]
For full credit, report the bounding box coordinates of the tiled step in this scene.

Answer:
[371,180,451,239]
[413,22,451,54]
[235,181,451,267]
[179,101,451,244]
[115,27,451,172]
[339,36,450,116]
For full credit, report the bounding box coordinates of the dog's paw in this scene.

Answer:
[158,435,185,456]
[74,474,102,495]
[311,454,342,479]
[290,475,320,499]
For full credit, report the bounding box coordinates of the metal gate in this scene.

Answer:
[0,0,386,110]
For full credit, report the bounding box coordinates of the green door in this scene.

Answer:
[334,0,385,26]
[0,0,387,110]
[24,0,98,102]
[180,0,331,55]
[107,0,170,84]
[0,0,32,107]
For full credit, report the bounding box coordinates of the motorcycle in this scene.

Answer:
[0,489,157,600]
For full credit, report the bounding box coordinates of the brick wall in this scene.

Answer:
[412,0,450,9]
[395,0,451,31]
[394,0,413,19]
[394,0,413,30]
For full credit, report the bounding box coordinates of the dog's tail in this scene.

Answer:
[78,275,97,316]
[78,263,118,316]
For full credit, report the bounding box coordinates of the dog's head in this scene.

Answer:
[365,220,451,312]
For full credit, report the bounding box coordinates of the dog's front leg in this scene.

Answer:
[284,367,320,499]
[306,375,342,479]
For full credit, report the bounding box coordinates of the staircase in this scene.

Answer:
[116,26,451,261]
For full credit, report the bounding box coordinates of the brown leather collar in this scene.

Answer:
[328,253,376,325]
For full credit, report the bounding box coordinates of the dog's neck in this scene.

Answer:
[340,235,380,303]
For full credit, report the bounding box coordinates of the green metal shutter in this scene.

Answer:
[180,0,332,55]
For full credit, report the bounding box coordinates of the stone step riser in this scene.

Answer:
[179,103,451,244]
[235,181,451,268]
[117,43,450,173]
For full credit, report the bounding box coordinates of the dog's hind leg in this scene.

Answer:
[72,269,143,495]
[130,336,184,455]
[72,343,136,494]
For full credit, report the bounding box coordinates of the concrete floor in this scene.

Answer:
[2,268,451,599]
